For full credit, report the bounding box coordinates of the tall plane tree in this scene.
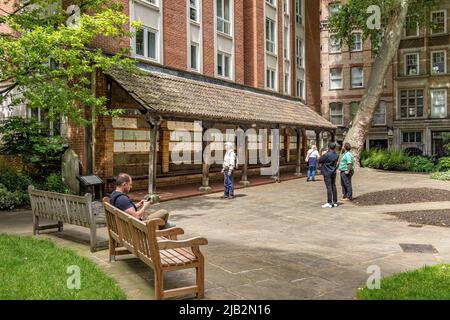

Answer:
[328,0,438,164]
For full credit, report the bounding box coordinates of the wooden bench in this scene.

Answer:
[28,185,107,252]
[102,197,208,300]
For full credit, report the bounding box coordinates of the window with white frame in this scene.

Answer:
[217,52,231,78]
[295,0,302,24]
[351,32,362,52]
[431,89,447,118]
[431,10,446,34]
[351,67,364,88]
[266,68,276,90]
[405,53,419,75]
[283,26,289,59]
[296,79,303,98]
[296,37,303,67]
[265,0,275,6]
[402,131,422,143]
[400,89,424,118]
[329,34,341,53]
[135,27,158,61]
[431,51,446,74]
[190,42,199,71]
[405,15,419,37]
[330,102,343,126]
[190,0,199,22]
[217,0,231,35]
[143,0,157,6]
[328,2,340,18]
[283,0,288,14]
[266,18,276,54]
[330,68,343,90]
[284,73,290,94]
[373,101,386,125]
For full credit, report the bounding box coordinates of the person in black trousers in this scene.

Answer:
[318,142,339,208]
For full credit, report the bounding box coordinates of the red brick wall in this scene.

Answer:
[277,0,284,93]
[305,0,321,113]
[163,0,187,69]
[202,0,215,77]
[234,0,245,84]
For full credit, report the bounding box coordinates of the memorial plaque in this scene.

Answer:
[78,175,104,187]
[112,117,138,129]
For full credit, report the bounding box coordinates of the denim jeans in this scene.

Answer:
[307,166,317,181]
[224,171,234,197]
[340,170,354,199]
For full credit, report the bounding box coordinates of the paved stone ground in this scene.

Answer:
[1,168,450,300]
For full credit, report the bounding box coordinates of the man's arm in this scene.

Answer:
[319,152,328,164]
[125,201,151,219]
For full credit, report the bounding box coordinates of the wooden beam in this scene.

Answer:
[146,114,162,203]
[294,128,302,176]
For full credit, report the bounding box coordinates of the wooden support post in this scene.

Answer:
[301,129,307,163]
[284,128,290,163]
[315,130,321,149]
[271,127,281,183]
[161,122,170,174]
[294,128,302,176]
[146,114,162,203]
[239,128,250,187]
[330,130,336,143]
[199,123,212,193]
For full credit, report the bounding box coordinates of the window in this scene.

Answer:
[190,43,199,71]
[431,89,447,118]
[351,32,362,52]
[135,27,158,60]
[283,0,288,14]
[266,69,276,90]
[266,0,275,6]
[400,89,424,118]
[217,52,231,78]
[405,53,419,76]
[329,34,341,53]
[373,101,386,125]
[296,37,303,67]
[330,68,343,90]
[283,26,289,59]
[296,79,303,98]
[217,0,231,35]
[405,15,419,37]
[284,73,290,94]
[403,132,422,143]
[330,103,343,126]
[431,10,446,34]
[351,67,364,88]
[328,3,340,18]
[431,51,446,74]
[266,18,276,54]
[143,0,157,5]
[190,0,199,22]
[350,101,359,121]
[295,0,302,24]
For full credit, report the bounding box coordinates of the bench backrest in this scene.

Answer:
[102,197,121,244]
[28,185,93,227]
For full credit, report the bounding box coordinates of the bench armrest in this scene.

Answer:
[157,237,208,250]
[155,227,185,239]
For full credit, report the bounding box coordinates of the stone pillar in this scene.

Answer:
[294,128,302,176]
[199,123,212,193]
[240,129,250,187]
[146,114,161,203]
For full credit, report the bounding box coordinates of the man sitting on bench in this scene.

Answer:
[110,173,175,229]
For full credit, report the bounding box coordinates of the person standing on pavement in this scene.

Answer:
[318,142,339,208]
[339,142,355,201]
[221,142,236,199]
[305,145,320,182]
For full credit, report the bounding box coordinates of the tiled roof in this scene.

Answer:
[107,68,336,130]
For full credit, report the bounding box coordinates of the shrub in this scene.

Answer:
[408,156,436,173]
[0,166,32,192]
[45,173,71,194]
[431,171,450,181]
[437,157,450,172]
[383,150,410,171]
[0,184,27,210]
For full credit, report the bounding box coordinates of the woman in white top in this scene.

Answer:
[305,145,320,182]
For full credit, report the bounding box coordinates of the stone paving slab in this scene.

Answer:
[1,168,450,300]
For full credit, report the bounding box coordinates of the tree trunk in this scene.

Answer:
[343,0,410,166]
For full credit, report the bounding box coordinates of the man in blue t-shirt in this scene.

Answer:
[110,173,175,228]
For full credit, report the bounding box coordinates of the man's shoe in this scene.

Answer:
[333,203,339,207]
[321,203,333,208]
[228,195,235,199]
[164,221,176,229]
[341,198,349,201]
[220,195,228,199]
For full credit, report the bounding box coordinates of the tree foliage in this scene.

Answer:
[0,0,141,124]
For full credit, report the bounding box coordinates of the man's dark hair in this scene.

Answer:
[116,173,131,186]
[344,142,352,151]
[328,142,337,150]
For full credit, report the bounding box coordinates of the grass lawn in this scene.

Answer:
[0,234,126,299]
[357,264,450,300]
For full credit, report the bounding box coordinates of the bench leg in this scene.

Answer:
[58,221,63,232]
[196,263,205,299]
[154,269,164,300]
[33,216,39,235]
